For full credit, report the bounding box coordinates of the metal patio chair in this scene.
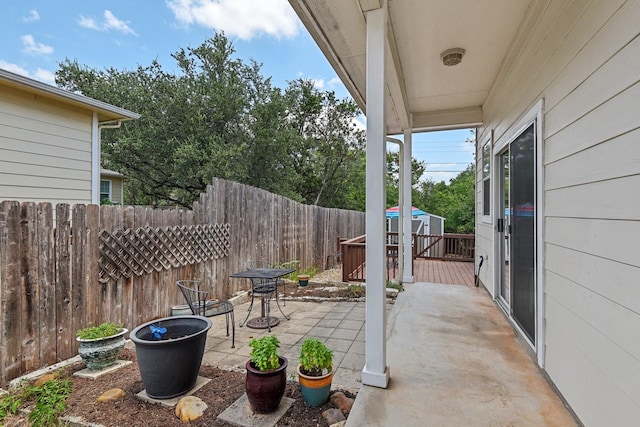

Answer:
[177,280,235,348]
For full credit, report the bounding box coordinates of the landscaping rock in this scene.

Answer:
[386,287,399,298]
[175,396,208,422]
[97,388,126,402]
[34,373,56,387]
[330,421,347,427]
[330,391,354,412]
[322,408,346,424]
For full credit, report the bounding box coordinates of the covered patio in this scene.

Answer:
[346,283,578,426]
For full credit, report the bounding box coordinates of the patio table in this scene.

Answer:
[230,267,294,330]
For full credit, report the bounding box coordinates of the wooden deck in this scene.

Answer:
[412,258,475,286]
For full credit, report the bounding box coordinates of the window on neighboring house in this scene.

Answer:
[482,141,491,217]
[100,180,112,203]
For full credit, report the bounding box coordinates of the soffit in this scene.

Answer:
[290,0,534,134]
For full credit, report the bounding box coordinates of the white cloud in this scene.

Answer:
[78,10,138,36]
[311,78,324,90]
[0,61,56,85]
[22,35,54,55]
[33,69,56,85]
[328,76,342,86]
[166,0,299,40]
[103,10,137,35]
[23,10,40,23]
[78,15,100,30]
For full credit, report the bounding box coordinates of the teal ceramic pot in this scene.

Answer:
[77,328,128,371]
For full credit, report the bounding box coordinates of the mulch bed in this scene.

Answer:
[6,348,354,427]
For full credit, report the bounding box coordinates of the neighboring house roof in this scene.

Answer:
[100,169,125,178]
[0,68,140,123]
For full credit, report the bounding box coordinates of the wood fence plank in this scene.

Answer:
[1,201,21,382]
[20,202,39,373]
[55,204,73,361]
[85,205,100,328]
[71,205,87,337]
[37,203,56,368]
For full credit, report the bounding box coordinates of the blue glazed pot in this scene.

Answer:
[130,315,212,399]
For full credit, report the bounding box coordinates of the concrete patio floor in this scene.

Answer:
[202,283,578,426]
[346,282,579,427]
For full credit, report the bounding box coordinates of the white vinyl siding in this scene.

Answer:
[476,0,640,425]
[0,84,93,204]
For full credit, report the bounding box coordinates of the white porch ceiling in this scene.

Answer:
[289,0,534,134]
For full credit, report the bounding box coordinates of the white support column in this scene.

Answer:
[402,125,414,283]
[362,0,390,389]
[397,142,404,281]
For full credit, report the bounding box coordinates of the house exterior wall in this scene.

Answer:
[110,176,124,204]
[0,83,94,204]
[475,1,640,425]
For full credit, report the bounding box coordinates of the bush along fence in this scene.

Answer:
[0,178,365,383]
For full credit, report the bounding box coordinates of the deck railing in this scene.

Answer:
[442,233,475,262]
[341,232,475,281]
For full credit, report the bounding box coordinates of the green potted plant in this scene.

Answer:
[76,322,127,371]
[297,338,334,406]
[245,335,288,413]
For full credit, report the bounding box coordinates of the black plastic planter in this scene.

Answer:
[130,315,212,399]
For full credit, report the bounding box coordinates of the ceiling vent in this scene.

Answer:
[440,48,465,66]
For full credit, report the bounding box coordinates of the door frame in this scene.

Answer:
[492,99,545,367]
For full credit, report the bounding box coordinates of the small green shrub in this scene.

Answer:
[386,281,405,292]
[76,322,123,340]
[30,377,72,427]
[346,285,365,299]
[0,373,72,426]
[299,338,333,377]
[248,335,281,371]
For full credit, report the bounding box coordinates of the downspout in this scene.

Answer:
[386,136,404,282]
[95,119,123,204]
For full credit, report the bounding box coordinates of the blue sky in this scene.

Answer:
[1,0,474,183]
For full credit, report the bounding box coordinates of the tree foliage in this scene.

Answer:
[54,31,474,227]
[55,33,365,208]
[417,164,476,233]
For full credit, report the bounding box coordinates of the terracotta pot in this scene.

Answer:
[76,329,128,371]
[245,357,288,413]
[297,365,333,407]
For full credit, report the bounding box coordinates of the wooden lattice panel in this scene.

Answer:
[99,223,230,283]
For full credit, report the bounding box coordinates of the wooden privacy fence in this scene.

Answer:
[0,178,365,383]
